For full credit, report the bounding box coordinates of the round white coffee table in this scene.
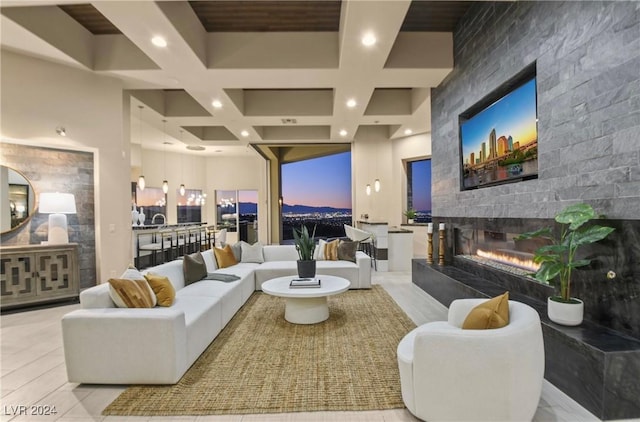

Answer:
[261,275,350,324]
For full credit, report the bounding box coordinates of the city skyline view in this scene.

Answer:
[461,78,538,165]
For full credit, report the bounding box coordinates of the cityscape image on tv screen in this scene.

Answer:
[460,77,538,189]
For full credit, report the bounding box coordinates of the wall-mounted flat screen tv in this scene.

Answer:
[459,65,538,190]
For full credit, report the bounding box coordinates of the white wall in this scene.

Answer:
[352,126,393,223]
[1,50,130,282]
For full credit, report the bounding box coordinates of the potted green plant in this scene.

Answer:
[292,224,317,278]
[516,203,614,326]
[404,208,417,224]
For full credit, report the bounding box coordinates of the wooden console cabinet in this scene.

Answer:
[0,243,80,310]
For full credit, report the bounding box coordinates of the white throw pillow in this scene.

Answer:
[314,239,327,260]
[241,241,265,263]
[121,265,145,281]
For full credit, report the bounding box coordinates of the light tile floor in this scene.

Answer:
[0,271,623,422]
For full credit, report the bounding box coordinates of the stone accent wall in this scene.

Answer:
[431,1,640,220]
[1,143,96,289]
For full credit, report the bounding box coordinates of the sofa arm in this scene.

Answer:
[79,283,115,309]
[62,308,188,384]
[356,251,371,288]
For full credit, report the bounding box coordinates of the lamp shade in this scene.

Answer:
[39,193,76,214]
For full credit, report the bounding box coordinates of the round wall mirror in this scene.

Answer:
[1,165,36,234]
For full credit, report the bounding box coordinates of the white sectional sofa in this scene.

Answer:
[61,245,371,385]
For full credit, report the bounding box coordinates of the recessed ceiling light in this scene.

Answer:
[346,99,357,108]
[240,130,249,137]
[212,100,222,109]
[186,145,205,151]
[339,129,348,137]
[151,36,167,47]
[362,32,377,47]
[215,149,223,153]
[404,129,413,135]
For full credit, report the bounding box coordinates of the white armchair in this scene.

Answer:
[397,299,545,421]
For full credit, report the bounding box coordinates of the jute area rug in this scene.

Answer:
[102,285,416,416]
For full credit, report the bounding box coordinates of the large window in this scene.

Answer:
[177,188,205,223]
[215,190,258,243]
[281,152,351,240]
[407,159,432,223]
[132,183,166,225]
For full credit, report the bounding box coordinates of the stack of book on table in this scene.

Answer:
[289,277,321,288]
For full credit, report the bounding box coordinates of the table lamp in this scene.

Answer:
[39,192,76,244]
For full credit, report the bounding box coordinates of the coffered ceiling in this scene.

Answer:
[0,0,473,155]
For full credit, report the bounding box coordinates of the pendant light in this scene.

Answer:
[137,105,146,191]
[161,119,169,194]
[179,130,186,196]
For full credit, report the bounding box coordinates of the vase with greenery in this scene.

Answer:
[516,203,614,325]
[404,208,417,224]
[292,224,317,278]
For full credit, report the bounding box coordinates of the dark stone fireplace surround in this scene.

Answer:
[412,216,640,420]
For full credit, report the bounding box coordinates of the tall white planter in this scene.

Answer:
[547,297,584,326]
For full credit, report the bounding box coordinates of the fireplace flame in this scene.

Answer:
[476,249,540,272]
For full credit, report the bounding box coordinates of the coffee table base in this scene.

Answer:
[284,296,329,324]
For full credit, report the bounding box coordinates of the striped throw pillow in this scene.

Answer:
[108,278,156,308]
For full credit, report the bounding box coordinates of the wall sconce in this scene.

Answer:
[179,183,186,196]
[56,126,66,137]
[278,196,283,207]
[374,178,381,192]
[39,192,76,244]
[366,184,371,196]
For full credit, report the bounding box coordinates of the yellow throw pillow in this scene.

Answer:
[144,273,176,307]
[324,239,339,261]
[108,278,156,308]
[462,292,510,329]
[214,244,238,268]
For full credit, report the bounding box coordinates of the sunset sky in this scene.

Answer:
[461,78,538,159]
[411,159,432,212]
[282,152,352,209]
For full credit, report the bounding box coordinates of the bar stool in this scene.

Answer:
[137,231,162,267]
[175,228,188,257]
[205,225,217,249]
[188,227,201,253]
[344,224,377,270]
[158,228,175,262]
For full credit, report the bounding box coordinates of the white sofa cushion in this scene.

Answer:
[263,245,299,261]
[179,280,243,326]
[143,260,185,291]
[201,249,218,272]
